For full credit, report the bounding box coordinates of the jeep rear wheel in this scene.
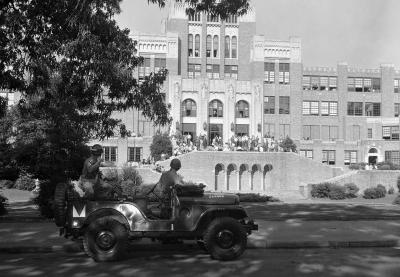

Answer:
[54,183,67,227]
[203,217,247,261]
[83,216,128,262]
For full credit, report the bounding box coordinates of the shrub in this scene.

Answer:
[150,133,173,162]
[0,194,7,215]
[0,166,20,181]
[393,195,400,205]
[310,183,333,198]
[348,164,361,170]
[237,193,279,202]
[327,184,346,200]
[14,172,36,191]
[363,185,386,199]
[33,180,54,218]
[0,180,14,189]
[388,186,395,195]
[120,167,143,197]
[378,165,391,170]
[344,183,359,198]
[377,162,400,170]
[279,136,297,152]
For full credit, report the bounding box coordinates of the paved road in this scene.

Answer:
[0,247,399,277]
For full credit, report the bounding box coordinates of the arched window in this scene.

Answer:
[206,35,212,57]
[188,34,193,57]
[224,36,230,58]
[213,35,219,58]
[182,99,197,117]
[231,36,237,58]
[209,100,223,117]
[195,34,200,57]
[236,100,249,118]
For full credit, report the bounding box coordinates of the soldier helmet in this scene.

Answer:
[90,144,103,155]
[170,158,181,170]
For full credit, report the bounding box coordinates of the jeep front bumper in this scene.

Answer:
[241,219,258,234]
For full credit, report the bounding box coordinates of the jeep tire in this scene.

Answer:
[203,217,247,261]
[83,216,128,262]
[54,183,68,227]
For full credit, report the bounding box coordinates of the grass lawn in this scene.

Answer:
[0,188,34,203]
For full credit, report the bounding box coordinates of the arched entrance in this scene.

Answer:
[214,163,225,191]
[239,164,249,191]
[263,164,273,191]
[251,164,262,191]
[368,148,378,166]
[227,164,237,191]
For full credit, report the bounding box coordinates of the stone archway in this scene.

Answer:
[263,164,273,191]
[227,164,237,191]
[251,164,262,191]
[239,164,250,191]
[214,163,225,191]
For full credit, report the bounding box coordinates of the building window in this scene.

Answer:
[188,63,201,78]
[209,99,223,117]
[321,125,338,141]
[181,99,197,117]
[367,128,373,139]
[264,123,275,138]
[206,35,212,57]
[207,14,219,22]
[300,150,313,159]
[154,58,166,72]
[194,34,200,57]
[236,100,249,118]
[385,151,400,165]
[279,63,290,84]
[382,126,399,140]
[348,77,381,92]
[128,147,142,162]
[279,96,290,114]
[235,124,249,136]
[395,79,399,93]
[138,57,151,83]
[188,34,193,57]
[322,150,336,165]
[329,77,337,91]
[231,36,237,58]
[344,151,357,165]
[279,124,290,138]
[224,65,238,79]
[225,15,237,24]
[347,102,363,116]
[321,101,338,116]
[302,101,319,116]
[103,147,117,162]
[213,35,219,58]
[303,75,337,91]
[209,124,223,144]
[302,76,311,90]
[206,64,220,79]
[224,36,230,58]
[365,102,381,116]
[264,63,275,84]
[302,125,320,140]
[395,103,400,117]
[264,96,275,114]
[188,13,201,22]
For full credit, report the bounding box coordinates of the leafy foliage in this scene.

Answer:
[310,183,332,198]
[150,133,173,162]
[348,163,367,170]
[237,193,279,203]
[393,195,400,205]
[327,184,346,200]
[363,185,387,199]
[14,171,36,191]
[388,186,395,195]
[279,136,297,152]
[0,193,8,215]
[344,183,359,198]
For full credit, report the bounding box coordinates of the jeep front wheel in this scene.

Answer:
[203,217,247,261]
[83,216,128,262]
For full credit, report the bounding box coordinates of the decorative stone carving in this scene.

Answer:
[174,82,180,99]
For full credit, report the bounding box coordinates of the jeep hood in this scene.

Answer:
[180,192,239,205]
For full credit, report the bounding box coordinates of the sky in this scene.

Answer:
[115,0,400,69]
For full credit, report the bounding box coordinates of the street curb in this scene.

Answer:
[1,240,398,254]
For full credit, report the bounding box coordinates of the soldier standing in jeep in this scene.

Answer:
[157,158,183,218]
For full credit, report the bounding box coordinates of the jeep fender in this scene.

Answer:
[193,207,248,233]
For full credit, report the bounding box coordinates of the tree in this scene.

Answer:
[279,136,297,153]
[0,0,249,215]
[150,133,173,162]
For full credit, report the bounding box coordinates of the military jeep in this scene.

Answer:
[54,182,258,262]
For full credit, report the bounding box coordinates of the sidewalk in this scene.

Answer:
[0,219,399,253]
